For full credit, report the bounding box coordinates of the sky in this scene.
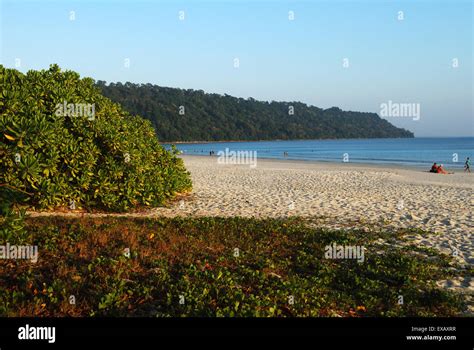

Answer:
[0,0,472,137]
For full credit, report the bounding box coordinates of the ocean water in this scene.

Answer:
[167,137,474,169]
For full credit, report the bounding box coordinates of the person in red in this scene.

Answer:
[436,164,449,174]
[430,163,438,173]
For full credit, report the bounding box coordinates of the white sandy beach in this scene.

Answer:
[166,156,473,268]
[29,155,474,268]
[27,155,474,302]
[171,155,474,302]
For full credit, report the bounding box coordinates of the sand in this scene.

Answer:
[160,156,473,267]
[28,155,473,266]
[29,155,473,266]
[27,155,474,307]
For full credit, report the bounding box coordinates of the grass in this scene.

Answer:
[0,216,468,317]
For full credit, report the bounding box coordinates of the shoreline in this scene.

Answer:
[162,136,474,145]
[161,136,416,145]
[178,153,469,173]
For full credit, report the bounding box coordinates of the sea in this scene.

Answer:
[166,137,474,169]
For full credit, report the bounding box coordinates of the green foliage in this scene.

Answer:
[0,207,28,244]
[97,81,414,142]
[0,216,465,317]
[0,65,192,212]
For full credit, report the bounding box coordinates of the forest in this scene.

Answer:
[97,81,414,142]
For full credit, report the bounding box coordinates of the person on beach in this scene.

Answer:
[430,163,438,173]
[436,164,449,174]
[465,157,471,173]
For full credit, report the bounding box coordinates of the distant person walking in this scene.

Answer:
[465,157,471,173]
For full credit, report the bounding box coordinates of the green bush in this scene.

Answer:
[0,64,192,212]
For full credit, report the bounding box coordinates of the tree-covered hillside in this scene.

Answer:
[97,81,414,142]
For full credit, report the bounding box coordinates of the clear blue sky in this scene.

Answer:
[1,0,472,137]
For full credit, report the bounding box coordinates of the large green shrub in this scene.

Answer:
[0,64,191,212]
